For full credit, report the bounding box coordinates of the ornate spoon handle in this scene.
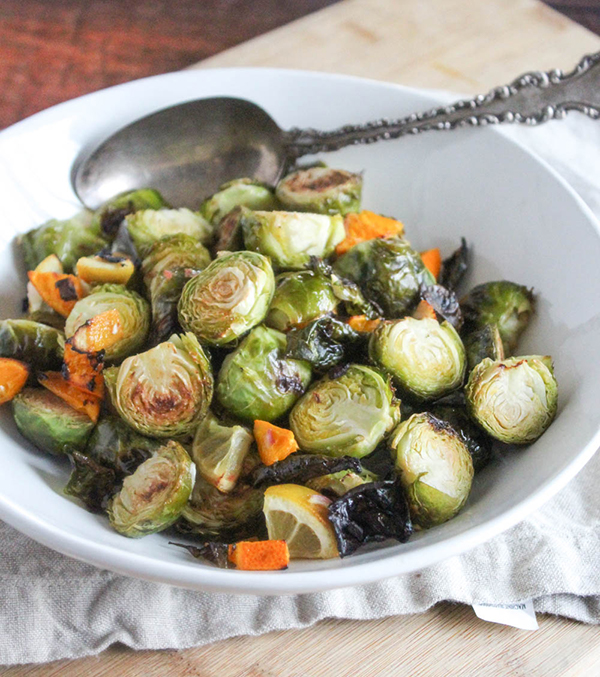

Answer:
[284,51,600,158]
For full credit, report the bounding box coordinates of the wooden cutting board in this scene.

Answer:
[6,1,600,675]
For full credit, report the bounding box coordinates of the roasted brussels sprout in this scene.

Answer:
[0,319,63,370]
[369,317,466,401]
[439,238,469,291]
[92,188,168,239]
[108,440,195,538]
[19,209,108,272]
[64,451,117,513]
[390,412,474,527]
[65,284,150,362]
[126,208,213,256]
[192,412,253,493]
[275,167,362,216]
[289,364,400,458]
[13,388,95,455]
[307,468,378,497]
[242,210,345,270]
[465,356,558,444]
[461,281,534,354]
[106,333,213,438]
[251,454,362,487]
[334,237,435,318]
[216,325,311,422]
[178,251,275,346]
[463,323,505,372]
[142,234,211,344]
[265,270,338,332]
[200,178,278,225]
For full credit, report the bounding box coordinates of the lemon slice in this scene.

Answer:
[263,484,339,559]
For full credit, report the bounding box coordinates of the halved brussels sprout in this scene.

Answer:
[463,323,505,372]
[92,188,168,239]
[289,364,400,458]
[13,387,95,455]
[334,237,435,318]
[126,208,213,256]
[306,469,378,497]
[242,210,345,270]
[265,270,338,332]
[0,319,63,370]
[108,440,195,538]
[369,317,466,401]
[178,251,275,346]
[192,412,253,493]
[461,281,534,355]
[465,356,558,444]
[275,167,362,216]
[65,284,150,362]
[390,412,474,527]
[200,178,278,225]
[142,234,211,344]
[106,332,213,438]
[19,209,108,273]
[216,325,312,422]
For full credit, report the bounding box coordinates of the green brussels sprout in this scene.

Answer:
[178,251,275,346]
[19,209,108,272]
[126,208,213,257]
[465,356,558,444]
[461,281,535,355]
[463,323,505,372]
[0,319,63,369]
[13,388,95,455]
[275,167,362,215]
[105,332,214,438]
[265,270,338,332]
[369,317,466,402]
[306,469,378,497]
[91,188,168,239]
[142,234,211,344]
[390,412,474,527]
[179,474,265,541]
[108,440,195,538]
[216,325,312,422]
[289,364,400,458]
[334,237,435,318]
[200,178,278,226]
[242,210,345,270]
[65,284,150,362]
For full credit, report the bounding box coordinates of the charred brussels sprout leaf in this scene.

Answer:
[369,317,466,402]
[289,364,400,458]
[92,188,168,239]
[241,209,345,270]
[306,469,378,498]
[465,356,558,445]
[64,450,118,513]
[334,237,435,318]
[439,238,469,291]
[420,284,463,330]
[19,209,108,273]
[265,270,338,332]
[213,206,246,253]
[390,413,474,528]
[276,167,362,216]
[178,251,275,346]
[169,541,231,568]
[328,480,413,557]
[310,258,380,318]
[216,325,311,422]
[108,440,195,538]
[142,234,211,344]
[65,284,150,362]
[106,332,213,438]
[461,281,534,355]
[200,178,278,226]
[251,454,362,488]
[0,319,63,369]
[463,323,505,372]
[13,388,95,455]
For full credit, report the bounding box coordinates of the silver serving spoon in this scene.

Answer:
[73,52,600,209]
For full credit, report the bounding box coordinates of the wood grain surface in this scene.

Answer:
[2,0,600,674]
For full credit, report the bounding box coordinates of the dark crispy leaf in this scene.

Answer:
[421,284,463,330]
[439,238,469,291]
[214,206,245,253]
[251,454,362,487]
[361,443,395,480]
[109,222,142,266]
[463,323,505,371]
[328,480,413,557]
[169,541,231,568]
[64,450,117,513]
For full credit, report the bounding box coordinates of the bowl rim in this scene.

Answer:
[1,66,599,595]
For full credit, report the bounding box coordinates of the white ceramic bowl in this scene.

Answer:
[0,69,599,595]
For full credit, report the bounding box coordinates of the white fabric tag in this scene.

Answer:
[472,599,538,630]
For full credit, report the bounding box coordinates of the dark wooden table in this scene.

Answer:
[0,0,598,130]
